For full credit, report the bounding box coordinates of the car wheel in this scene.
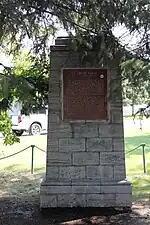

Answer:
[13,130,24,136]
[30,123,42,135]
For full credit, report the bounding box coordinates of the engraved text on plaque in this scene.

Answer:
[63,68,107,120]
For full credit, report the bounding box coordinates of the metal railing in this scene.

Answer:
[0,145,46,174]
[125,143,147,173]
[0,143,148,174]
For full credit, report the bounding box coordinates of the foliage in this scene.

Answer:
[0,50,49,145]
[121,59,150,106]
[11,51,49,114]
[0,0,149,59]
[0,111,19,145]
[0,0,149,145]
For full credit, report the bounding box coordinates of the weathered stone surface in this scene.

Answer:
[86,194,116,207]
[98,125,112,138]
[87,194,104,207]
[72,186,100,194]
[116,193,132,206]
[49,98,61,110]
[86,166,113,179]
[116,185,132,194]
[73,124,99,138]
[101,185,131,194]
[47,152,72,165]
[49,123,72,138]
[48,111,60,123]
[113,138,124,151]
[40,185,72,194]
[47,138,59,152]
[101,186,117,193]
[59,166,86,179]
[46,167,59,179]
[114,165,126,179]
[110,108,123,124]
[40,37,132,209]
[100,152,125,165]
[111,124,124,137]
[87,138,112,152]
[73,152,99,165]
[57,194,86,207]
[40,195,57,208]
[59,138,85,152]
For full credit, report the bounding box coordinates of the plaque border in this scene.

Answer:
[61,68,110,123]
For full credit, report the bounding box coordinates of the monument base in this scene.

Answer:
[40,176,132,208]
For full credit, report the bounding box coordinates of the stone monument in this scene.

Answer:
[40,37,132,208]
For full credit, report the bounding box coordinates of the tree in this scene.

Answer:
[0,0,149,58]
[0,0,149,144]
[11,50,49,114]
[121,59,150,108]
[0,50,49,145]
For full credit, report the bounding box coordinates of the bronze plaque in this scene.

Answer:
[63,69,107,120]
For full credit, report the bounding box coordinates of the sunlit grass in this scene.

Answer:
[0,119,150,204]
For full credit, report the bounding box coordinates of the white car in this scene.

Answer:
[11,108,48,136]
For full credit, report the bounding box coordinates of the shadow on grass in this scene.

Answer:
[0,165,149,225]
[0,164,45,205]
[132,176,150,203]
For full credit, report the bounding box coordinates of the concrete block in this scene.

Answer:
[42,180,72,186]
[72,186,100,194]
[98,124,112,138]
[49,90,60,98]
[86,194,104,207]
[114,165,126,179]
[40,185,72,194]
[46,167,59,179]
[73,124,99,138]
[110,109,123,124]
[47,152,71,165]
[49,123,72,138]
[86,166,113,179]
[111,124,124,137]
[49,98,61,110]
[116,185,132,194]
[59,138,85,152]
[47,138,59,152]
[57,194,86,207]
[59,166,86,179]
[100,152,125,165]
[50,77,60,85]
[101,185,117,193]
[116,193,132,206]
[73,152,99,165]
[40,195,57,208]
[87,138,113,152]
[48,112,60,123]
[113,138,124,151]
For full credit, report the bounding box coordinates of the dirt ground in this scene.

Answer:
[0,195,149,225]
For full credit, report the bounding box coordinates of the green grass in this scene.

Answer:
[0,121,150,205]
[124,121,150,203]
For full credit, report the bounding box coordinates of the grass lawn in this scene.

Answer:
[0,120,149,206]
[124,119,150,204]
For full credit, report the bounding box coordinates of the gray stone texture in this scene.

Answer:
[59,166,86,179]
[40,37,132,208]
[59,138,85,152]
[87,138,113,152]
[73,152,99,165]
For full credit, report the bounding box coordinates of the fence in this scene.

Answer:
[0,145,46,174]
[0,143,148,174]
[126,143,147,173]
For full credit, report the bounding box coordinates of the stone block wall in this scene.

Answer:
[40,37,132,208]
